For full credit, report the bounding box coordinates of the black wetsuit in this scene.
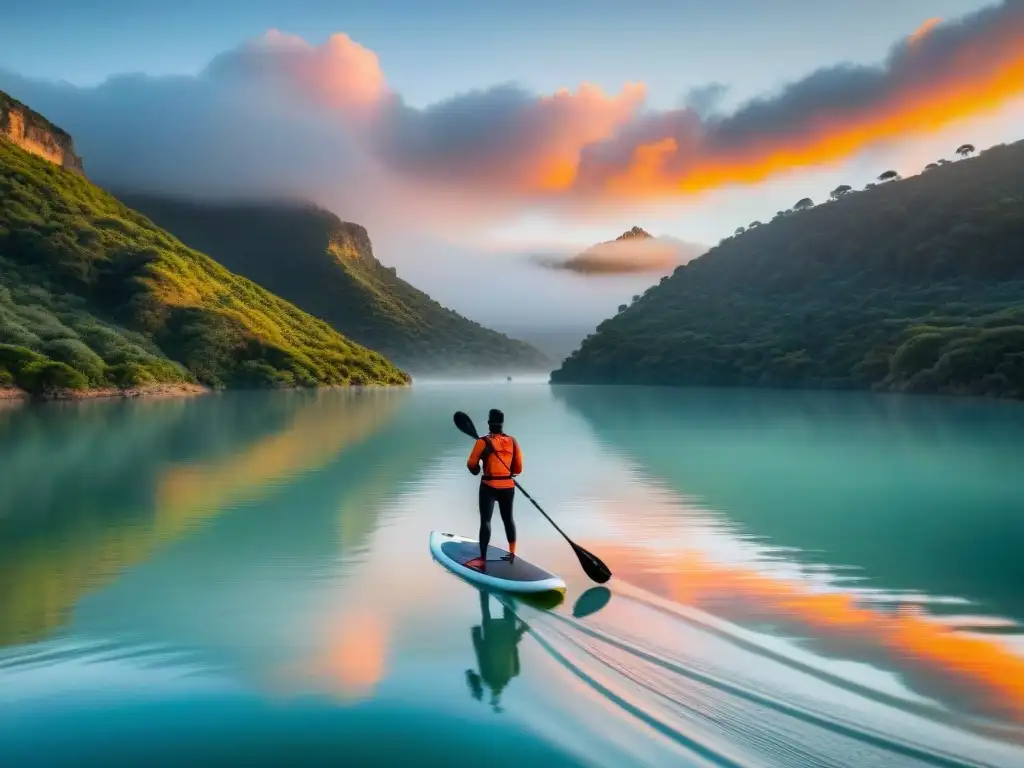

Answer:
[479,483,516,558]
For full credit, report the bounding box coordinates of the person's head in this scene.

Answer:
[487,408,504,434]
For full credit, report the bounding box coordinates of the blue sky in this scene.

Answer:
[3,0,1022,332]
[3,0,990,105]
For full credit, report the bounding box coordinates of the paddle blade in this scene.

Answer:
[571,542,613,584]
[453,411,479,439]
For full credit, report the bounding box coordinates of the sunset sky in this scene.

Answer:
[3,0,1024,332]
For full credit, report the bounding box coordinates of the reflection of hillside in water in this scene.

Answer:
[274,408,473,701]
[152,389,407,534]
[0,389,407,648]
[555,386,1024,621]
[65,395,463,693]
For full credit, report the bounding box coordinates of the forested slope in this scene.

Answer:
[0,134,408,395]
[552,141,1024,399]
[118,195,549,375]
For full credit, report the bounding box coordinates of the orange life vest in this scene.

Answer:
[468,433,522,489]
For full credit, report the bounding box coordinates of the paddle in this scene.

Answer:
[453,411,612,584]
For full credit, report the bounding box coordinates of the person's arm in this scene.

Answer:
[467,438,485,475]
[511,439,523,476]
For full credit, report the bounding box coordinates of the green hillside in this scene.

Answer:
[0,134,409,395]
[552,141,1024,399]
[117,194,550,374]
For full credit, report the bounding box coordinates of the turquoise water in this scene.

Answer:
[1,384,1023,766]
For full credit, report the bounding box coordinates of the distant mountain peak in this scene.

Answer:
[616,226,652,241]
[531,226,705,276]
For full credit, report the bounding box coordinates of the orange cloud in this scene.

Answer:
[586,9,1024,200]
[530,83,647,193]
[357,2,1024,211]
[371,80,647,206]
[5,2,1024,230]
[909,18,944,45]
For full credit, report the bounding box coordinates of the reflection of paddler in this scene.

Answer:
[465,590,529,713]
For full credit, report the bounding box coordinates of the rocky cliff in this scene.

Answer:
[0,90,83,174]
[327,220,385,269]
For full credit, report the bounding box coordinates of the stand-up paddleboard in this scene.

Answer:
[429,531,566,594]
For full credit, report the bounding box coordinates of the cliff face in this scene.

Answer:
[0,90,83,174]
[327,221,382,268]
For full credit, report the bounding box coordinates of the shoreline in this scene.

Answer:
[0,379,419,407]
[0,382,210,405]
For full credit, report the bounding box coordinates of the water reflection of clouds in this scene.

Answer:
[593,481,1024,723]
[600,536,1024,724]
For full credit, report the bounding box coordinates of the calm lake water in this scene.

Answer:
[1,383,1023,767]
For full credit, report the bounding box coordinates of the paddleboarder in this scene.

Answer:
[452,409,611,584]
[465,408,522,571]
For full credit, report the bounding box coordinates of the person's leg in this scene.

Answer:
[470,483,495,569]
[497,487,517,559]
